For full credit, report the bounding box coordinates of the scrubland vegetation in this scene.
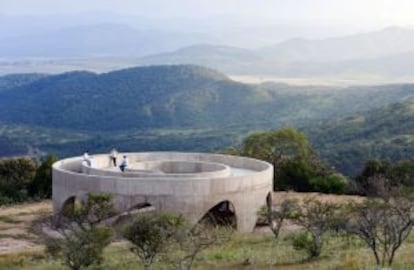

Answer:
[1,192,414,269]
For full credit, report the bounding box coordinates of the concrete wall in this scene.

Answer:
[53,152,273,232]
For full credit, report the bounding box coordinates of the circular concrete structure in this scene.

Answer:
[52,152,273,232]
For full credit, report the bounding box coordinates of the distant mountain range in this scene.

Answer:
[0,23,215,58]
[2,25,414,79]
[135,27,414,77]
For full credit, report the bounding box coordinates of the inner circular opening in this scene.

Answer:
[130,160,226,174]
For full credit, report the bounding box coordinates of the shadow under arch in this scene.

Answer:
[128,202,154,212]
[113,202,155,227]
[55,196,79,226]
[199,200,237,229]
[266,192,272,208]
[255,191,273,228]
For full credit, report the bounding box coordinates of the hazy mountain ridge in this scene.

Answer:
[2,25,414,80]
[135,27,414,77]
[260,26,414,62]
[0,23,215,58]
[0,65,413,131]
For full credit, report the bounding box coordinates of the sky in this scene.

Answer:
[1,0,414,27]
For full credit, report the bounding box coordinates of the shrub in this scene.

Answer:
[292,232,315,258]
[290,198,341,259]
[122,212,185,270]
[310,173,348,194]
[46,193,115,270]
[28,155,57,199]
[0,158,37,204]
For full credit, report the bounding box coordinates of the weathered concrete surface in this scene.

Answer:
[52,152,273,232]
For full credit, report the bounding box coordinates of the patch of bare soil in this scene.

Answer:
[0,200,52,255]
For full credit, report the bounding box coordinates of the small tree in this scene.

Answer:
[290,198,340,259]
[45,193,114,270]
[47,226,113,270]
[355,160,392,195]
[173,224,232,270]
[122,212,185,270]
[346,197,413,267]
[28,154,57,199]
[0,158,37,204]
[267,199,300,238]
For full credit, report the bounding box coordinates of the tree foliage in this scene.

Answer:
[28,154,57,199]
[46,193,114,270]
[289,198,341,259]
[239,128,345,193]
[241,127,311,165]
[123,212,185,270]
[0,158,37,204]
[309,173,348,194]
[355,159,414,196]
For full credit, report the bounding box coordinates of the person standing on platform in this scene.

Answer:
[119,155,128,172]
[83,151,92,166]
[110,148,118,166]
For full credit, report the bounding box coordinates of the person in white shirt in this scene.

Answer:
[83,151,91,166]
[119,155,128,172]
[110,148,118,166]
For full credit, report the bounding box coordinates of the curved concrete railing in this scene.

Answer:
[81,158,232,178]
[53,152,273,232]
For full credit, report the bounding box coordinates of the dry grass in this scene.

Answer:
[0,200,52,255]
[2,193,413,270]
[272,191,363,205]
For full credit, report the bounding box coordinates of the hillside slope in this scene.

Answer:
[306,98,414,175]
[0,73,47,92]
[0,65,413,133]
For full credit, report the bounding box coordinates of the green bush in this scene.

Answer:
[0,158,36,205]
[310,173,348,194]
[292,232,315,258]
[29,155,57,199]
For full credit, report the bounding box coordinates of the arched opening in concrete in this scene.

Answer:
[128,202,154,212]
[266,192,272,208]
[255,192,273,228]
[61,196,76,217]
[199,200,237,229]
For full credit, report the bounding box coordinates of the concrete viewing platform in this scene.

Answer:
[52,152,273,232]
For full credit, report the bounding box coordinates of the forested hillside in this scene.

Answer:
[0,65,412,176]
[0,65,413,131]
[306,98,414,175]
[0,73,46,92]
